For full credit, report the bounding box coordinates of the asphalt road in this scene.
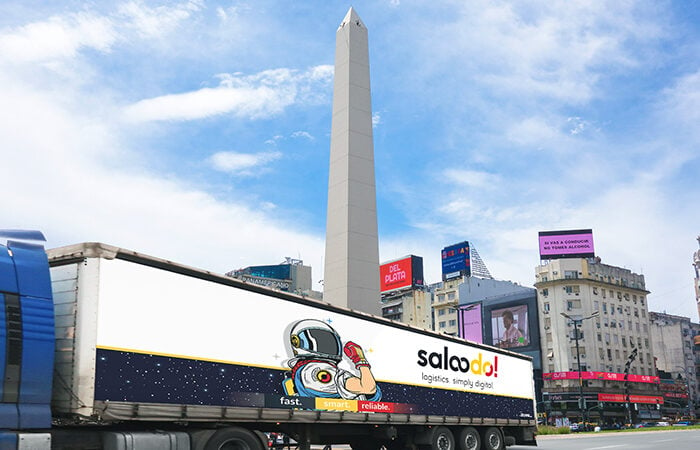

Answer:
[512,429,700,450]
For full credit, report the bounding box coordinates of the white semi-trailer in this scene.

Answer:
[0,240,537,449]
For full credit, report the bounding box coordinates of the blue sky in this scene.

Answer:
[1,1,698,320]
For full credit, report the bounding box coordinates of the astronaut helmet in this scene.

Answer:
[289,319,342,362]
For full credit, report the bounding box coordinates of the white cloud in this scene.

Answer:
[0,13,116,64]
[442,169,501,189]
[506,117,562,147]
[291,131,314,141]
[372,112,381,128]
[118,0,203,40]
[208,151,282,175]
[123,66,333,122]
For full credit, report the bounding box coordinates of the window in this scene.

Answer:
[641,309,646,318]
[619,321,624,330]
[603,303,608,313]
[439,321,446,328]
[567,299,582,310]
[447,292,456,301]
[602,290,607,298]
[644,338,649,349]
[613,335,619,344]
[643,323,648,333]
[594,300,599,310]
[636,323,640,332]
[541,288,549,296]
[448,319,456,327]
[615,349,620,358]
[564,270,578,279]
[622,337,627,347]
[611,320,617,328]
[593,287,598,295]
[607,349,612,359]
[597,333,602,342]
[605,333,610,344]
[634,308,639,318]
[437,294,445,302]
[438,309,446,316]
[564,285,580,294]
[543,302,550,313]
[599,348,604,359]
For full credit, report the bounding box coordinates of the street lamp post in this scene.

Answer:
[674,366,692,419]
[561,310,599,429]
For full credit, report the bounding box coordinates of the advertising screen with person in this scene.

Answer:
[491,305,529,348]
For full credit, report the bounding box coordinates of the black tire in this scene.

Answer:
[205,427,266,450]
[479,427,503,450]
[427,426,455,450]
[457,427,481,450]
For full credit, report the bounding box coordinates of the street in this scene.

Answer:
[512,429,700,450]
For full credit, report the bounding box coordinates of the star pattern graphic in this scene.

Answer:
[95,349,533,418]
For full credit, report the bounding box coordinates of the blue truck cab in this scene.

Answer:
[0,232,55,446]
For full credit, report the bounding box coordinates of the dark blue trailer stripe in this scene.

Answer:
[95,348,534,419]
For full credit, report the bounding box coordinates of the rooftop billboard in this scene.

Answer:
[379,255,424,294]
[441,241,471,280]
[538,229,595,260]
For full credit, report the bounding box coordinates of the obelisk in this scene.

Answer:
[323,8,380,316]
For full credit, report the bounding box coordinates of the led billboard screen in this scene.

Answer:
[441,241,471,280]
[538,229,595,260]
[458,303,483,344]
[491,304,529,349]
[380,255,424,293]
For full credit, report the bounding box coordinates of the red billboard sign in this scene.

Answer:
[543,371,659,384]
[598,393,664,405]
[380,257,413,293]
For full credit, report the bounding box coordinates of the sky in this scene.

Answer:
[1,0,699,321]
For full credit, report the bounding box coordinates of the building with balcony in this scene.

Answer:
[535,257,659,424]
[694,236,700,321]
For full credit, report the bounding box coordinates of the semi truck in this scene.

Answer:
[0,234,537,450]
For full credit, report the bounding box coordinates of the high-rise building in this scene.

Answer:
[693,236,700,321]
[649,312,698,418]
[226,258,322,300]
[535,257,660,424]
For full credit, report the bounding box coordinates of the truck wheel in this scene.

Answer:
[205,427,265,450]
[479,428,503,450]
[428,427,454,450]
[457,427,480,450]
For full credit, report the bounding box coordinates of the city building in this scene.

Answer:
[432,277,532,336]
[226,258,322,300]
[649,312,698,418]
[534,257,660,424]
[379,255,431,329]
[694,236,700,321]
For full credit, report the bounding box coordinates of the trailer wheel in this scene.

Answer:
[457,427,480,450]
[205,427,265,450]
[479,427,503,450]
[425,426,454,450]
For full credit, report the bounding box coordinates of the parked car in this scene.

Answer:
[673,420,693,426]
[656,421,670,427]
[569,423,580,432]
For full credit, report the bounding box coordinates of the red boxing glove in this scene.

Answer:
[343,341,370,368]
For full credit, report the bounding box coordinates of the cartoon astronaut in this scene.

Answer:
[283,319,381,401]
